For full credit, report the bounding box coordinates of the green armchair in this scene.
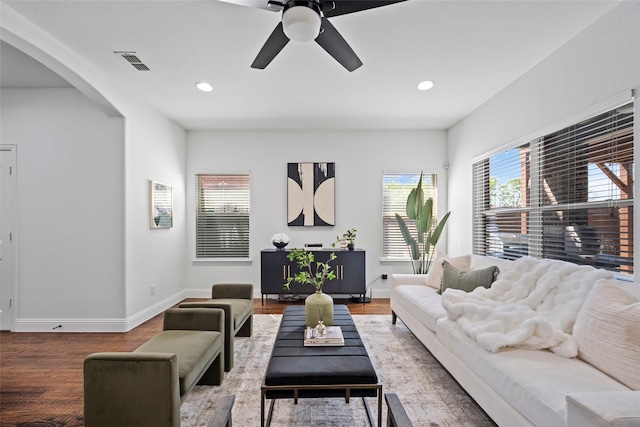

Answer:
[179,283,253,372]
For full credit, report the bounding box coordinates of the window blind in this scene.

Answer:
[196,174,250,258]
[473,101,634,274]
[382,172,438,259]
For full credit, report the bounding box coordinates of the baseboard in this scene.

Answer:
[14,291,188,333]
[125,290,188,331]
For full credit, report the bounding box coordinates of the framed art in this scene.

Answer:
[287,162,335,226]
[149,180,173,229]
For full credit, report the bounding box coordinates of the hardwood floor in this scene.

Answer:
[0,298,390,426]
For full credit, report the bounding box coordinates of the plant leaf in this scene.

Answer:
[428,211,451,246]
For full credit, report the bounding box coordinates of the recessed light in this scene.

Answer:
[417,80,435,91]
[195,82,213,92]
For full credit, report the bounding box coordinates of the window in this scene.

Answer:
[473,100,634,274]
[196,174,250,258]
[382,172,438,259]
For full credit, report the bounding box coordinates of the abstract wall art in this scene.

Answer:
[287,162,335,226]
[149,180,173,229]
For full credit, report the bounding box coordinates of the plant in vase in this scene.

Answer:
[342,228,357,250]
[284,246,337,326]
[395,172,451,274]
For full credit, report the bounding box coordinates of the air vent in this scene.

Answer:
[114,51,150,71]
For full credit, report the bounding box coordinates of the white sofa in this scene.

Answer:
[390,253,640,427]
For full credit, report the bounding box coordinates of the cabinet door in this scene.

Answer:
[261,251,292,294]
[336,250,366,294]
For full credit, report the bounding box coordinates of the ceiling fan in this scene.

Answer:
[225,0,406,71]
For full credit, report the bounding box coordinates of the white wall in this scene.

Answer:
[186,130,448,298]
[447,2,640,262]
[124,107,188,322]
[2,5,188,331]
[1,88,126,325]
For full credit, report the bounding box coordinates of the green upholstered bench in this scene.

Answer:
[179,283,253,372]
[83,308,226,427]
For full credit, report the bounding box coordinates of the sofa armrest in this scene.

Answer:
[163,307,224,332]
[211,283,253,300]
[567,391,640,427]
[84,352,181,427]
[390,274,427,291]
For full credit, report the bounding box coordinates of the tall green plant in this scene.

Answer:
[395,172,451,274]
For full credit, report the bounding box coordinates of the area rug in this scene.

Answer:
[180,314,496,427]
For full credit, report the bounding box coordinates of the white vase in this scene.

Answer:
[305,290,334,327]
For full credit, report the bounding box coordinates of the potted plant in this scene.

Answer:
[284,246,337,326]
[337,228,357,250]
[341,228,357,250]
[395,172,450,274]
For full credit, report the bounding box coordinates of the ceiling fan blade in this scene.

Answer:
[321,0,406,18]
[315,18,362,71]
[251,22,290,69]
[216,0,282,12]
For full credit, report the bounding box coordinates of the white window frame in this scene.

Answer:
[472,92,634,275]
[195,173,250,260]
[382,171,439,261]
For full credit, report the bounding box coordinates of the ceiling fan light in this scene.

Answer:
[282,6,321,43]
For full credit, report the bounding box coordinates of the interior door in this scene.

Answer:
[1,146,15,330]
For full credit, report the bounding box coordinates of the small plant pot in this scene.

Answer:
[347,243,354,250]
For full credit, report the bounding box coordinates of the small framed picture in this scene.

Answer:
[149,180,173,229]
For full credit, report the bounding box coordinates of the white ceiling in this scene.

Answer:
[0,0,621,130]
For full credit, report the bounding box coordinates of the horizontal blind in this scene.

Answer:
[196,174,250,258]
[382,172,438,259]
[473,145,533,259]
[473,101,634,274]
[538,103,634,272]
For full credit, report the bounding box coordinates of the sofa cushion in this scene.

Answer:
[439,261,499,294]
[424,252,471,290]
[573,280,640,390]
[392,284,445,332]
[436,318,630,427]
[135,330,222,395]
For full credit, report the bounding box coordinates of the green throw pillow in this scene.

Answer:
[439,261,500,294]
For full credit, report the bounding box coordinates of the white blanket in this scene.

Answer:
[441,257,614,357]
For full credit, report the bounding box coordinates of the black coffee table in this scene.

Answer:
[261,305,382,426]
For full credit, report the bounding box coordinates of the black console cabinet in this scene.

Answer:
[260,249,366,304]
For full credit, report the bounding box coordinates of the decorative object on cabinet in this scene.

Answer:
[271,233,290,250]
[149,180,173,229]
[287,162,335,226]
[395,172,450,274]
[339,228,357,250]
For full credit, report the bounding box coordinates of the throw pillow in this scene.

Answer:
[439,261,500,294]
[424,252,471,290]
[573,280,640,390]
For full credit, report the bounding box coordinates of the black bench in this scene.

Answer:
[261,305,381,426]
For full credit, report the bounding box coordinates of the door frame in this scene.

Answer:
[1,145,16,331]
